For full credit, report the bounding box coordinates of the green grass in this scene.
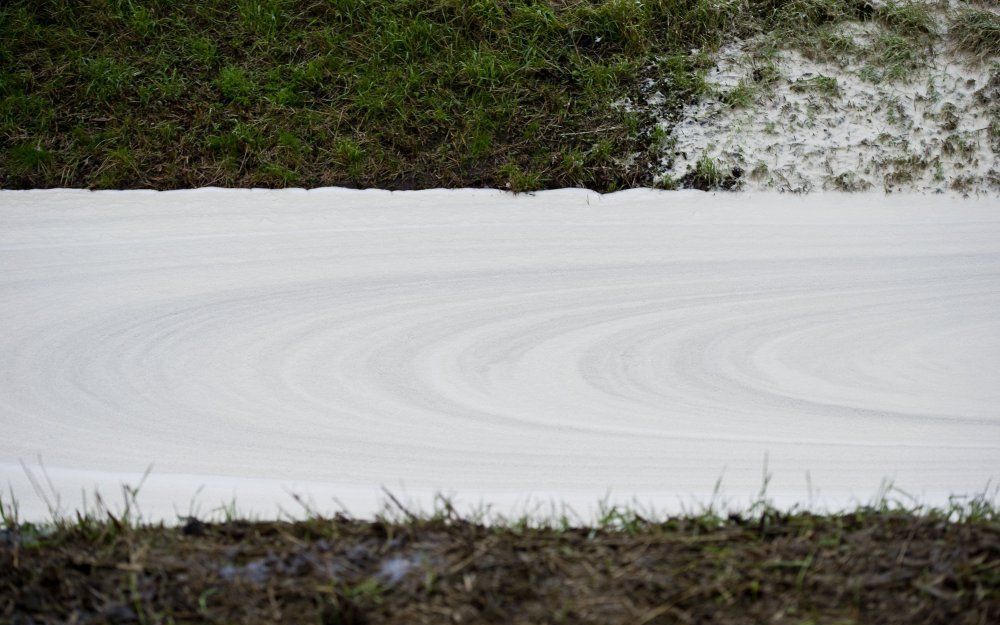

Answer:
[950,6,1000,60]
[0,0,723,191]
[876,0,936,38]
[0,0,968,191]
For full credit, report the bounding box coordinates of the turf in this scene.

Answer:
[1,0,902,192]
[2,499,998,624]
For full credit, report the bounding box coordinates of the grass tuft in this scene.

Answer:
[5,142,52,175]
[877,0,937,38]
[950,6,1000,59]
[683,153,742,190]
[216,66,256,104]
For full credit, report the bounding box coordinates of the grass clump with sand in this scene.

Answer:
[951,6,1000,60]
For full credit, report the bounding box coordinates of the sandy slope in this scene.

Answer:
[1,188,998,520]
[643,3,999,193]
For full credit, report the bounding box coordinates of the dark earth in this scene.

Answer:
[3,507,998,624]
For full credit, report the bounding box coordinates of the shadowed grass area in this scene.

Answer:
[0,0,909,191]
[1,487,998,624]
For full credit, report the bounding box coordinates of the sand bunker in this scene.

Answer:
[1,188,997,519]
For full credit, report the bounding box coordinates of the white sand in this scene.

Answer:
[1,188,998,521]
